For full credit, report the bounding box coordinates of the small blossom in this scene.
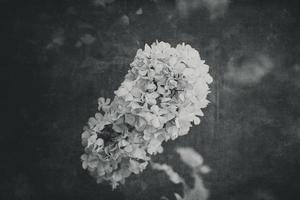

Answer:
[98,97,111,112]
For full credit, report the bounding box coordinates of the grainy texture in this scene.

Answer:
[2,0,300,200]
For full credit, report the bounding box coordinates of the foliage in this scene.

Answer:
[152,148,210,200]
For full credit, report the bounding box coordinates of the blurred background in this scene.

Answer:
[2,0,300,199]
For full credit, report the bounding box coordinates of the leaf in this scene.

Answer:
[183,174,208,200]
[176,147,203,168]
[199,165,211,174]
[174,193,184,200]
[151,163,183,184]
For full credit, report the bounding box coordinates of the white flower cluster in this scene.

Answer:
[81,41,213,188]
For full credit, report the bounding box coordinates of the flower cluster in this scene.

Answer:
[81,41,213,188]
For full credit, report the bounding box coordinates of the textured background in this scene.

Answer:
[2,0,300,199]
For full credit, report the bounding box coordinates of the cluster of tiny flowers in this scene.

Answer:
[81,41,213,189]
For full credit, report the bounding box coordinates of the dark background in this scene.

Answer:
[2,0,300,199]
